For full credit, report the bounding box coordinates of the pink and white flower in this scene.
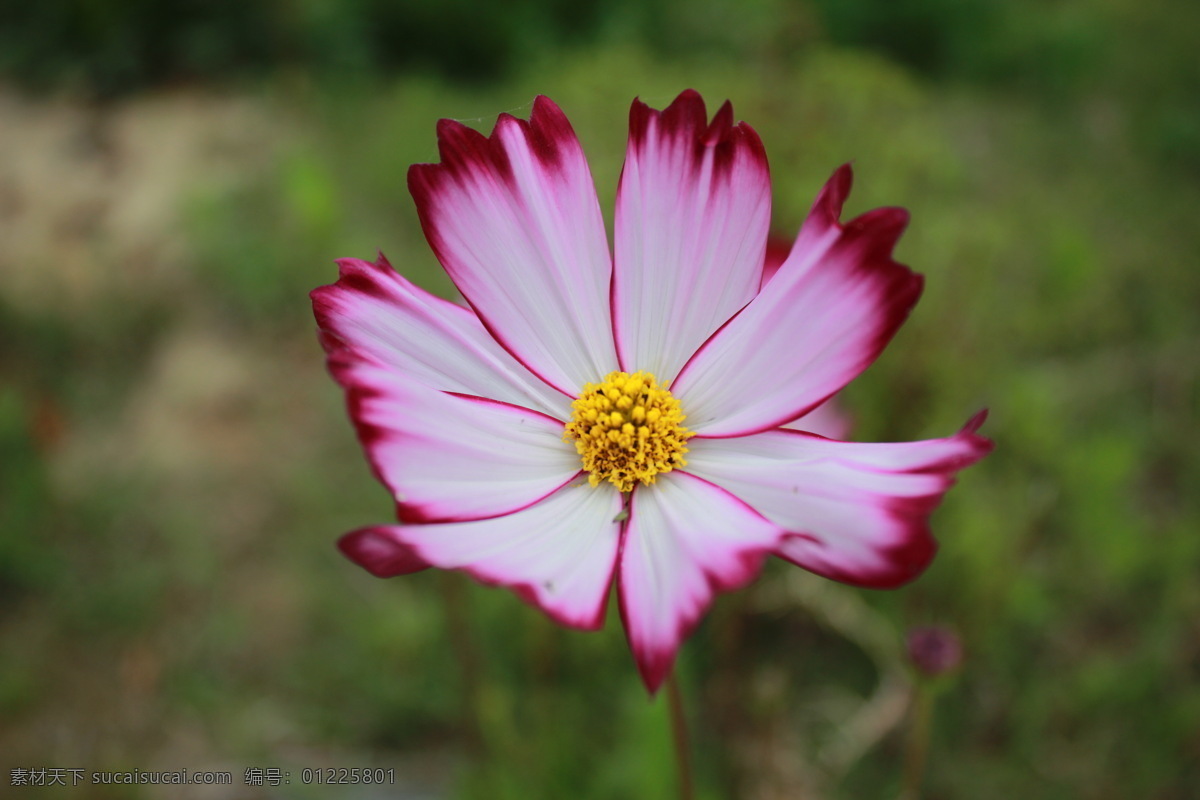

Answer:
[312,90,991,692]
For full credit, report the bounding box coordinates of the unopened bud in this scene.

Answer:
[906,626,963,678]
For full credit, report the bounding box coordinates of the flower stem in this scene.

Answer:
[438,572,485,756]
[900,683,934,799]
[665,671,695,800]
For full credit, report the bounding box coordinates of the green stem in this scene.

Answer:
[439,572,485,756]
[900,683,934,800]
[665,671,696,800]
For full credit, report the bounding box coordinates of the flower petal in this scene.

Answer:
[787,162,854,274]
[339,527,431,577]
[672,165,924,436]
[346,483,624,630]
[612,90,771,381]
[683,412,993,588]
[619,472,783,691]
[759,233,793,288]
[764,235,855,438]
[408,97,618,396]
[782,397,853,439]
[327,351,582,523]
[312,254,570,419]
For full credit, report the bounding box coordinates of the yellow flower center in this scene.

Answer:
[564,371,694,493]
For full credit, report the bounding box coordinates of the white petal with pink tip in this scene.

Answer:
[373,483,623,630]
[329,354,581,523]
[672,170,922,437]
[312,256,570,419]
[408,98,617,396]
[613,91,770,381]
[684,424,990,588]
[619,471,783,690]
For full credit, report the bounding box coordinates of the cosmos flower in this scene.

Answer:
[312,90,991,691]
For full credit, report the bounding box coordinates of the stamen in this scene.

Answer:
[564,371,693,492]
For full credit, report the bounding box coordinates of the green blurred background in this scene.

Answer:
[1,0,1197,797]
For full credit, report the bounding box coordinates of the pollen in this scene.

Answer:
[564,371,694,493]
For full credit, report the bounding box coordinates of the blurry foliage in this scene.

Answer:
[0,0,604,94]
[4,0,1199,171]
[0,386,58,598]
[802,0,1200,171]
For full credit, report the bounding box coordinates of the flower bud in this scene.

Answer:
[906,626,963,678]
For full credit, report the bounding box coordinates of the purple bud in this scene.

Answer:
[906,626,963,677]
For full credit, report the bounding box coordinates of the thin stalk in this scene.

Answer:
[439,571,485,756]
[900,683,934,800]
[665,671,696,800]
